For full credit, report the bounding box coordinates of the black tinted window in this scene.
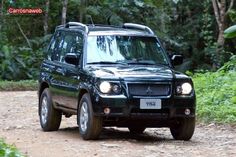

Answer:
[60,32,83,63]
[48,31,64,61]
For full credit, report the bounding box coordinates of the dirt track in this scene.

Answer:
[0,91,236,157]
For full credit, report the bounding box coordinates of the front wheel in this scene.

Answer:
[78,93,102,140]
[39,88,62,131]
[170,117,195,141]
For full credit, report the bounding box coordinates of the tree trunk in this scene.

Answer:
[43,0,50,36]
[0,0,3,17]
[79,0,84,23]
[61,0,68,25]
[0,0,4,31]
[212,0,235,47]
[211,0,234,68]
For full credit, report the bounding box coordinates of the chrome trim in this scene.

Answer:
[99,94,127,99]
[65,22,89,33]
[123,23,154,35]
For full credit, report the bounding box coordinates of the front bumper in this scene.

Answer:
[91,93,196,119]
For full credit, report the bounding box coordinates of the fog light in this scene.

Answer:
[185,108,191,115]
[176,86,182,94]
[112,84,121,94]
[104,107,111,114]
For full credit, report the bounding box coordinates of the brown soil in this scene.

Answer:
[0,91,236,157]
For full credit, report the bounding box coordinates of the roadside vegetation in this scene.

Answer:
[0,139,24,157]
[0,80,37,91]
[193,56,236,124]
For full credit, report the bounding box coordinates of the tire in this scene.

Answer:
[170,117,195,141]
[39,88,62,131]
[128,126,146,134]
[78,93,102,140]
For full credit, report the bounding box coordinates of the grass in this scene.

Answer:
[192,56,236,124]
[0,139,24,157]
[193,71,236,124]
[0,80,37,91]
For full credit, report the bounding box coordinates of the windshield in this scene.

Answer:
[86,35,169,65]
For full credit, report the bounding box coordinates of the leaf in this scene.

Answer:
[14,57,26,68]
[224,25,236,38]
[231,96,236,104]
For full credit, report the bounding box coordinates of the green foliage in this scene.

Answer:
[0,139,24,157]
[0,0,235,80]
[193,56,236,123]
[224,25,236,39]
[0,45,44,80]
[0,80,37,91]
[228,9,236,23]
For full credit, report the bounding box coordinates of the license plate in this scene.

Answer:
[140,99,161,109]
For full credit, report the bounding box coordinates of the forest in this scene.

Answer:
[0,0,235,80]
[0,0,236,123]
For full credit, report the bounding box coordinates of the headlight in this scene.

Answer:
[182,83,192,94]
[99,81,111,93]
[176,82,192,95]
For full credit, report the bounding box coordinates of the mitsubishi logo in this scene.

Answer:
[146,86,153,94]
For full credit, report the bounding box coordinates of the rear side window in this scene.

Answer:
[47,31,64,61]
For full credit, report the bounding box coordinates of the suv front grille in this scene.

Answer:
[128,83,171,96]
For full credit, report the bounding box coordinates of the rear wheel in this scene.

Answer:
[170,117,195,141]
[128,126,146,134]
[39,88,62,131]
[78,93,103,140]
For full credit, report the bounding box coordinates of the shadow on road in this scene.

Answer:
[58,126,198,145]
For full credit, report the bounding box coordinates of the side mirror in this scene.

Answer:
[65,53,80,66]
[171,54,183,66]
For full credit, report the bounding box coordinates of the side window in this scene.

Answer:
[70,32,83,55]
[52,32,64,61]
[47,34,57,60]
[60,33,74,62]
[60,32,84,63]
[47,31,65,61]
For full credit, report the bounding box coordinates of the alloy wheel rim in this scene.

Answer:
[41,96,48,125]
[80,102,89,132]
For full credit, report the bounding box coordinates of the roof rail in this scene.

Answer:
[56,25,64,29]
[65,22,89,33]
[123,23,154,35]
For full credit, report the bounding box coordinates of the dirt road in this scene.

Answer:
[0,91,236,157]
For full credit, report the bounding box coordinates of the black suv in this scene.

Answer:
[38,22,196,140]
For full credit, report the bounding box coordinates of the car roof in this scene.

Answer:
[87,25,154,36]
[56,22,156,37]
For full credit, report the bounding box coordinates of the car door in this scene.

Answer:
[49,30,67,106]
[51,31,84,111]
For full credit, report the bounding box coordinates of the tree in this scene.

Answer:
[212,0,235,47]
[61,0,68,25]
[0,0,4,31]
[44,0,50,36]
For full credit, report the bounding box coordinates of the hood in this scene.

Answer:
[85,65,175,80]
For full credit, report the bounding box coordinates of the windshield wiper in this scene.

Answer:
[87,61,126,65]
[118,59,169,66]
[118,59,156,65]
